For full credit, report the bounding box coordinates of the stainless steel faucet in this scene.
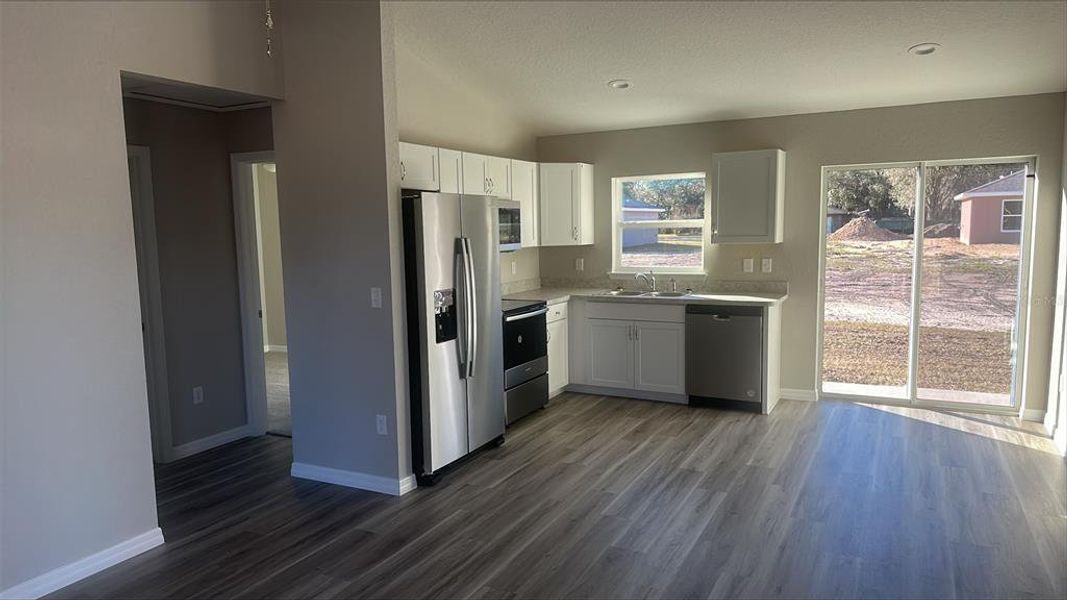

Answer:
[635,270,656,292]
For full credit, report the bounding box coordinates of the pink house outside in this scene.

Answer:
[955,170,1024,245]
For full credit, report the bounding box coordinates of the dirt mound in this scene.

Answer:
[924,223,960,238]
[829,216,906,242]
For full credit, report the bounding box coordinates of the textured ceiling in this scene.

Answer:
[393,1,1067,136]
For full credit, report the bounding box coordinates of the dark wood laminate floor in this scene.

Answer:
[52,394,1066,599]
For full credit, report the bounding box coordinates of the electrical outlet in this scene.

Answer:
[370,287,382,309]
[743,258,754,273]
[575,257,584,272]
[192,386,204,405]
[761,258,773,273]
[511,261,517,276]
[376,414,388,436]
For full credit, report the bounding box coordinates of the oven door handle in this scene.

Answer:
[505,307,548,322]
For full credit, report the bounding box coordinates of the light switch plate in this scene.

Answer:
[743,258,754,273]
[761,258,773,273]
[371,287,382,309]
[511,261,517,276]
[575,257,584,272]
[376,414,388,435]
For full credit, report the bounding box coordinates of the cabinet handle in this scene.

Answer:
[400,161,406,180]
[635,326,639,340]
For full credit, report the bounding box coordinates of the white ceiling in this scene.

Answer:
[393,1,1067,136]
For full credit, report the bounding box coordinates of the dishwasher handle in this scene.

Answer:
[686,304,763,318]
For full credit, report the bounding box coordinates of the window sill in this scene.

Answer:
[608,271,707,281]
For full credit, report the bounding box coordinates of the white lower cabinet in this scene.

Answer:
[588,319,635,389]
[634,321,686,394]
[547,315,569,396]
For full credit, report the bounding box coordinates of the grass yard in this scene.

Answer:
[823,237,1020,398]
[823,321,1014,394]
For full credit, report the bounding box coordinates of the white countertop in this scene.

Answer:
[504,287,787,307]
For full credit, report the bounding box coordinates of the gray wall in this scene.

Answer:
[254,165,288,349]
[537,93,1066,411]
[273,1,408,480]
[123,99,273,447]
[0,0,282,590]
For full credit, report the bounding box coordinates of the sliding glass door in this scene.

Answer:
[819,157,1034,412]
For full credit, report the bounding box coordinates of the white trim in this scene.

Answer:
[127,146,173,463]
[1000,198,1023,233]
[231,151,276,439]
[290,462,416,496]
[780,388,817,402]
[0,528,164,600]
[955,191,1025,200]
[1022,409,1046,422]
[264,344,288,353]
[168,424,253,461]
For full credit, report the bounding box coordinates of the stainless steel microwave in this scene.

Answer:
[497,199,522,252]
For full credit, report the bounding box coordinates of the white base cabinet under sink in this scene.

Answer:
[575,300,686,400]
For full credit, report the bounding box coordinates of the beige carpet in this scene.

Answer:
[265,351,291,436]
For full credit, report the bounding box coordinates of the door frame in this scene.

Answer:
[230,151,276,437]
[128,145,173,461]
[815,155,1039,417]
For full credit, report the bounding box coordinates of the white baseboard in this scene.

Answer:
[780,388,817,402]
[291,462,415,496]
[1022,409,1046,422]
[167,424,252,462]
[264,344,288,353]
[0,528,164,600]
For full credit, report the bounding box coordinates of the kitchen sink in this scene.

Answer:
[605,289,646,296]
[645,291,689,297]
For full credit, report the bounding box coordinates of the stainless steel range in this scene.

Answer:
[501,299,548,425]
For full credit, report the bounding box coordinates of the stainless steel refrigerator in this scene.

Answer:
[402,190,504,485]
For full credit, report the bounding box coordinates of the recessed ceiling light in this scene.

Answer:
[607,79,631,90]
[907,42,941,56]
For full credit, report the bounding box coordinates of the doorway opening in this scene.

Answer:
[235,158,292,436]
[818,157,1036,413]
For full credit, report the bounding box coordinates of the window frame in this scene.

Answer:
[1000,198,1023,233]
[610,172,708,276]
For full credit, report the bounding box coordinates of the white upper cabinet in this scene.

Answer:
[399,142,440,191]
[511,159,539,247]
[539,162,594,246]
[438,148,463,194]
[461,152,511,199]
[711,149,785,244]
[486,156,512,199]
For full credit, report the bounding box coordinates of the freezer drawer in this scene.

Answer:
[685,305,763,404]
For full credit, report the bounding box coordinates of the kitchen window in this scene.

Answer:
[611,172,707,274]
[1001,199,1022,232]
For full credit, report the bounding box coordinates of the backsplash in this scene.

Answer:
[539,276,788,295]
[501,277,542,295]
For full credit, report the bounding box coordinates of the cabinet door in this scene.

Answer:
[547,317,569,394]
[539,163,576,246]
[511,159,539,247]
[712,149,784,244]
[486,156,512,199]
[462,153,489,195]
[399,142,439,191]
[587,319,634,389]
[634,321,685,394]
[439,148,463,194]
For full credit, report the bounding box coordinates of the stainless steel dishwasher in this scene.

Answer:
[686,304,764,406]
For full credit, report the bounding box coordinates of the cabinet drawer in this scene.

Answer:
[546,302,568,323]
[586,301,683,323]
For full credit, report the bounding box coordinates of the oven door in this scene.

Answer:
[498,200,522,251]
[502,307,547,371]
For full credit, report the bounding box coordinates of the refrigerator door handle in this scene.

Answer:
[454,238,469,379]
[463,237,478,378]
